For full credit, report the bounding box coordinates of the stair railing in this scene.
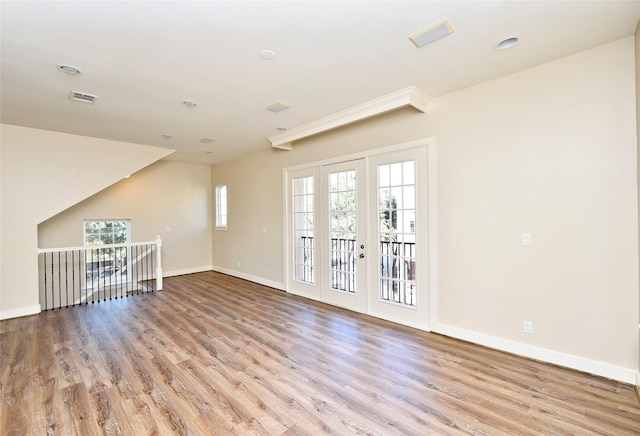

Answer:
[37,235,163,310]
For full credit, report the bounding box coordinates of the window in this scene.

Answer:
[292,176,315,284]
[84,220,130,289]
[216,184,227,229]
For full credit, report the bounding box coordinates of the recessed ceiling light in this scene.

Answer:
[57,65,81,75]
[409,19,455,48]
[181,100,197,108]
[200,138,215,143]
[496,37,519,51]
[266,101,291,113]
[260,50,276,60]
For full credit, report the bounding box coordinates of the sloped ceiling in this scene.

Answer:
[2,1,639,164]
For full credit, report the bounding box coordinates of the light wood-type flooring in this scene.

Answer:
[1,271,639,435]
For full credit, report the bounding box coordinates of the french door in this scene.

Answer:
[367,148,429,330]
[285,144,431,331]
[320,160,367,312]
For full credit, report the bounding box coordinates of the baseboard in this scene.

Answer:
[164,265,214,278]
[434,323,637,385]
[159,266,639,385]
[211,266,285,291]
[0,304,41,320]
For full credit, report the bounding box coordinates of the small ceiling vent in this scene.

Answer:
[409,19,455,48]
[266,101,291,113]
[69,91,97,104]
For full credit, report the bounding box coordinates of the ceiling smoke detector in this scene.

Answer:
[260,50,275,60]
[69,91,97,104]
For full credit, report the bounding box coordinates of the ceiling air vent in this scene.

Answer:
[266,101,291,113]
[409,19,455,48]
[69,91,97,104]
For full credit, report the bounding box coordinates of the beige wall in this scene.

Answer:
[0,124,171,318]
[38,160,213,276]
[212,37,639,381]
[636,21,640,384]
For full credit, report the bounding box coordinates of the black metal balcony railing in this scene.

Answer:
[296,235,314,284]
[38,237,163,311]
[330,237,356,293]
[380,239,416,306]
[296,236,416,305]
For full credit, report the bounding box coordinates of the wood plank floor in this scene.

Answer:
[1,271,639,435]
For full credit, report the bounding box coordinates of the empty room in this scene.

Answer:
[2,1,640,434]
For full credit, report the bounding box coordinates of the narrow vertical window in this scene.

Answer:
[216,184,227,229]
[292,176,314,283]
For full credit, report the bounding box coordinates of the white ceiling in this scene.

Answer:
[2,1,640,165]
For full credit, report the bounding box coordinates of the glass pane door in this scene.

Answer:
[367,147,430,330]
[321,159,367,312]
[378,160,417,307]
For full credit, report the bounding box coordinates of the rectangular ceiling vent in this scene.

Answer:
[409,19,455,48]
[266,101,291,113]
[69,91,97,104]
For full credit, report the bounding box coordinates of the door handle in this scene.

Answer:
[359,253,365,259]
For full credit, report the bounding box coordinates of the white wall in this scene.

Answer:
[38,160,213,276]
[635,21,640,386]
[0,124,171,319]
[212,38,639,382]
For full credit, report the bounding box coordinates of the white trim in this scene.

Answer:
[38,240,156,254]
[284,137,433,173]
[269,86,429,150]
[164,265,214,278]
[0,304,41,320]
[212,265,285,291]
[434,323,637,384]
[427,139,438,330]
[367,311,431,333]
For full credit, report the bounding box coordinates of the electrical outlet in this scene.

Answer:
[521,233,532,246]
[523,320,534,334]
